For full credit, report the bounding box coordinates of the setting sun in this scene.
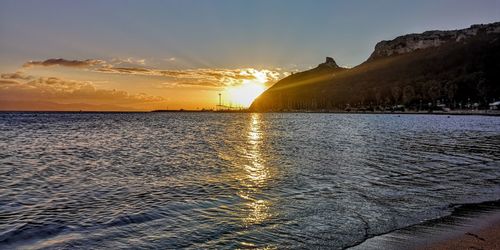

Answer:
[226,81,266,108]
[222,69,276,108]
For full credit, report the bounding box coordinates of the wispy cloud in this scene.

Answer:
[110,57,147,66]
[1,71,33,80]
[22,58,107,68]
[96,67,254,79]
[0,79,21,85]
[95,66,283,87]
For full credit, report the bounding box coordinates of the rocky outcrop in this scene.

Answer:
[317,57,339,68]
[368,22,500,61]
[259,56,345,91]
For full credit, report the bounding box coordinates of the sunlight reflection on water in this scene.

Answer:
[239,113,272,226]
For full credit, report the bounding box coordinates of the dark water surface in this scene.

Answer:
[0,112,499,249]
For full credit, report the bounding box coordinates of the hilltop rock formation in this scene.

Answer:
[319,57,340,68]
[250,22,500,111]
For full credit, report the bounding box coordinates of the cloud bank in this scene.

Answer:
[21,58,285,88]
[0,73,168,111]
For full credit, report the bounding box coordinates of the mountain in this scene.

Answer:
[250,22,500,111]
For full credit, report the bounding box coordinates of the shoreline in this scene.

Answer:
[0,110,499,116]
[349,200,500,250]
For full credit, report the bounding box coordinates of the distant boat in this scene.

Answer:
[489,101,500,110]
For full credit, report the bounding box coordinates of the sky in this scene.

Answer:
[0,0,499,110]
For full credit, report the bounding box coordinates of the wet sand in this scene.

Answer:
[423,217,500,250]
[350,200,500,250]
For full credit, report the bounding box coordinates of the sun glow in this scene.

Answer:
[226,81,266,108]
[223,69,276,108]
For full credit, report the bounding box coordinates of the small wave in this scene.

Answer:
[103,212,162,228]
[0,222,72,245]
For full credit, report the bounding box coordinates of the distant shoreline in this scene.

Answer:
[150,109,500,116]
[151,109,500,116]
[1,110,499,116]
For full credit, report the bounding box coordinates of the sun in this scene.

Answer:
[221,69,277,108]
[225,80,266,108]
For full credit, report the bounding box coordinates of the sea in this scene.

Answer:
[0,112,499,249]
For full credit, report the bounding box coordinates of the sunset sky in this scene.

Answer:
[1,0,499,111]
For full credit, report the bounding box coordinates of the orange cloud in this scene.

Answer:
[1,71,33,80]
[95,67,283,88]
[0,79,21,85]
[20,58,285,88]
[0,74,167,111]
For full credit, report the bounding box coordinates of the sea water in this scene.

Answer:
[1,112,499,249]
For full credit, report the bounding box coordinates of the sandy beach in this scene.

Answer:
[350,201,500,250]
[423,217,500,250]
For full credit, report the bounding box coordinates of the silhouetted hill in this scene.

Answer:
[250,22,500,111]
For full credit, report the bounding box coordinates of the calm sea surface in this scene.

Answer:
[0,112,499,249]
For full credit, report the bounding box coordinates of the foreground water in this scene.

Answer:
[0,112,499,249]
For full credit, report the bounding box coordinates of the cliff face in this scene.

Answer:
[368,22,500,61]
[250,22,500,111]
